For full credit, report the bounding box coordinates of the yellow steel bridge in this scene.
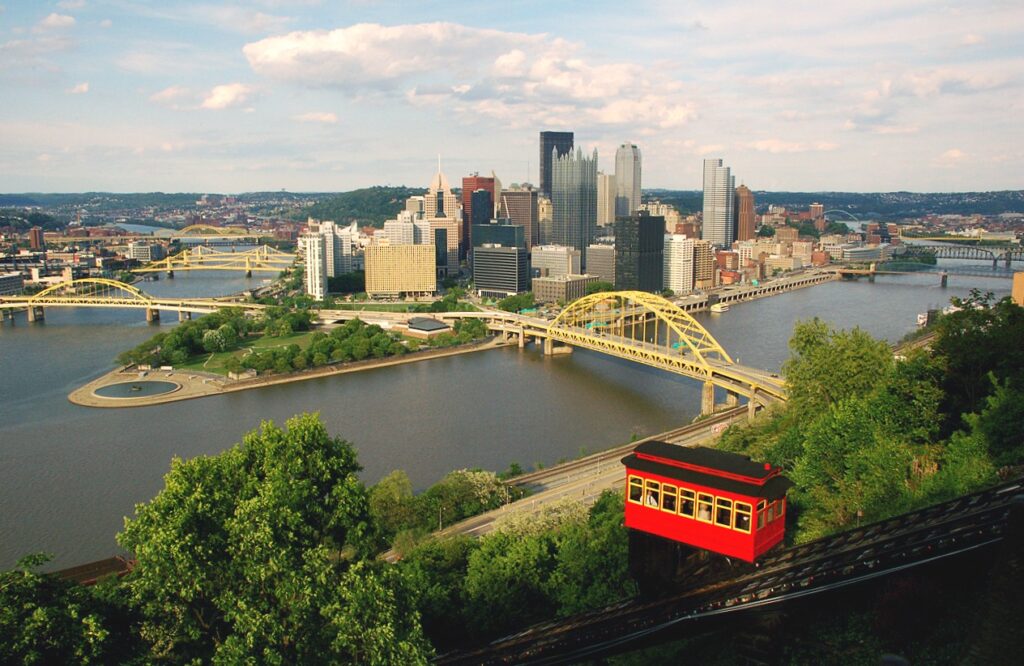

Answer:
[133,245,295,276]
[0,278,265,323]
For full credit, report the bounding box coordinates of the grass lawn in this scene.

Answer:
[176,330,316,375]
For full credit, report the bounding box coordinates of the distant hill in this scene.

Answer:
[644,189,1024,219]
[303,186,426,227]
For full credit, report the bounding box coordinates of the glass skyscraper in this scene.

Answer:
[539,131,574,198]
[614,143,642,218]
[551,147,598,269]
[701,158,735,247]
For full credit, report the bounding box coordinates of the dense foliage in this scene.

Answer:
[719,292,1023,542]
[586,280,616,295]
[0,209,61,231]
[303,186,426,228]
[327,271,365,294]
[497,291,535,312]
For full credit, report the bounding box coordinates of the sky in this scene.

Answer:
[0,1,1021,193]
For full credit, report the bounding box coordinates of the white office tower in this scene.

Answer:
[663,234,695,295]
[701,158,735,247]
[614,143,641,218]
[317,221,355,277]
[424,161,460,222]
[532,244,582,278]
[302,232,327,300]
[597,172,616,227]
[383,211,416,246]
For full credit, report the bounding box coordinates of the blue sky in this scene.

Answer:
[1,1,1021,193]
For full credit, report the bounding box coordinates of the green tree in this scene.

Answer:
[368,470,417,543]
[117,414,420,664]
[399,536,479,649]
[585,281,615,295]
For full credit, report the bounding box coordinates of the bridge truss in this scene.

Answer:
[133,245,295,275]
[898,244,1023,265]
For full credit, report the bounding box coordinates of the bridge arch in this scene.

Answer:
[823,210,859,221]
[900,244,998,262]
[550,291,734,367]
[176,224,247,236]
[28,278,154,305]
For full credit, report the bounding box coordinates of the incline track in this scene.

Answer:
[437,478,1023,665]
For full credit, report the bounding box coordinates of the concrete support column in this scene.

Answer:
[701,381,715,416]
[543,337,553,356]
[748,392,758,421]
[167,270,174,278]
[178,310,192,322]
[146,308,160,323]
[940,272,948,288]
[28,306,43,323]
[518,329,525,348]
[725,391,739,407]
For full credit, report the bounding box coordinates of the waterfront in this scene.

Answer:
[0,266,1013,569]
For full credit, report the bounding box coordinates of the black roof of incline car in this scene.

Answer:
[622,441,794,500]
[407,317,451,332]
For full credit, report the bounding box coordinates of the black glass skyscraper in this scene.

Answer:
[614,211,664,292]
[539,131,574,198]
[551,147,598,269]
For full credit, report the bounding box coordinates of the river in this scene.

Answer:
[0,263,1013,569]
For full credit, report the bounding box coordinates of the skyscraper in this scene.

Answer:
[597,172,616,227]
[539,131,574,198]
[302,232,327,300]
[614,143,641,217]
[499,187,538,250]
[734,184,756,242]
[614,211,664,292]
[551,147,598,268]
[701,158,735,247]
[663,234,695,295]
[425,162,460,222]
[462,174,496,255]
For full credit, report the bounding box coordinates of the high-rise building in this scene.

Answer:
[614,143,641,217]
[318,220,355,277]
[551,147,598,268]
[693,239,716,290]
[614,211,664,292]
[470,189,494,228]
[734,184,756,242]
[462,174,496,254]
[425,164,460,221]
[809,203,825,220]
[539,131,574,198]
[472,220,525,250]
[365,244,436,298]
[701,158,735,247]
[28,227,44,251]
[302,232,327,300]
[429,217,460,277]
[473,245,529,299]
[383,213,416,246]
[585,244,615,284]
[532,244,581,278]
[537,196,553,245]
[127,241,167,263]
[532,274,597,304]
[499,187,539,250]
[663,234,695,295]
[597,172,616,227]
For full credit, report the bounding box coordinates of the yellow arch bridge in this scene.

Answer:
[440,291,786,416]
[0,278,265,323]
[134,245,296,276]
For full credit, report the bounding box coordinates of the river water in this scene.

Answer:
[0,264,1013,569]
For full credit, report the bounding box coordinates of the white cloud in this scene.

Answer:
[961,33,984,46]
[292,111,338,124]
[244,22,697,131]
[99,19,112,29]
[934,148,966,167]
[740,139,838,153]
[201,83,255,110]
[34,13,76,33]
[57,0,86,9]
[188,6,292,35]
[67,81,88,94]
[37,153,52,162]
[149,85,192,106]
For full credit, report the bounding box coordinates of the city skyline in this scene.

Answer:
[1,1,1021,193]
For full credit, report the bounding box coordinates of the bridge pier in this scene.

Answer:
[27,306,44,323]
[167,270,174,279]
[748,393,758,421]
[701,381,715,416]
[145,308,160,323]
[940,272,948,288]
[178,310,192,322]
[245,270,252,278]
[725,391,739,407]
[517,329,525,349]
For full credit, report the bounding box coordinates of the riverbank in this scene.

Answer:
[69,336,508,408]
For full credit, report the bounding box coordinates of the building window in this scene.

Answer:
[757,500,766,530]
[715,497,733,528]
[662,484,677,513]
[628,476,643,504]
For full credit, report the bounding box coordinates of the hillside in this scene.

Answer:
[302,186,426,227]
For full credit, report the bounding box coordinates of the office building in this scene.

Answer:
[302,232,327,300]
[126,241,166,263]
[663,234,695,295]
[597,172,616,227]
[614,143,642,217]
[532,274,597,304]
[551,147,598,268]
[734,184,756,242]
[383,213,416,246]
[585,244,615,284]
[473,245,529,298]
[701,158,735,247]
[406,196,425,214]
[425,163,460,221]
[365,244,436,298]
[809,203,825,220]
[537,196,553,245]
[472,220,525,250]
[318,220,355,277]
[693,240,716,290]
[463,174,496,253]
[0,271,25,295]
[429,217,460,276]
[539,131,574,198]
[614,211,664,292]
[28,227,45,251]
[498,187,539,250]
[532,244,581,278]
